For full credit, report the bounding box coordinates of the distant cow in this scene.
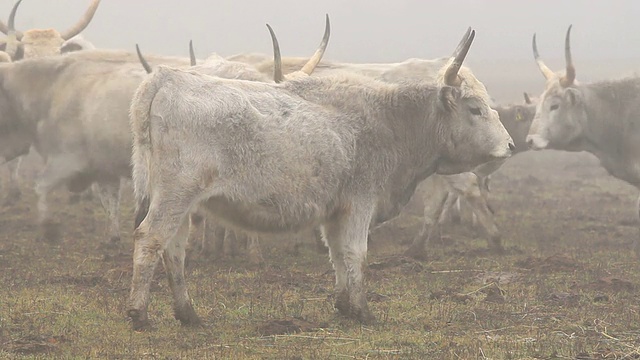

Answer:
[405,96,536,259]
[126,27,513,329]
[526,26,640,251]
[0,0,101,207]
[0,48,195,244]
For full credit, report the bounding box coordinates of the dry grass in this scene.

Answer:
[2,150,640,359]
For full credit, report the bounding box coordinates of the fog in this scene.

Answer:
[4,0,639,102]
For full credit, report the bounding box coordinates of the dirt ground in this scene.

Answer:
[2,144,640,359]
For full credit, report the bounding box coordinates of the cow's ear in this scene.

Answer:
[438,86,460,112]
[514,107,524,122]
[565,88,580,106]
[61,42,84,54]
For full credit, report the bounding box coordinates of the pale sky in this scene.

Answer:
[3,0,639,102]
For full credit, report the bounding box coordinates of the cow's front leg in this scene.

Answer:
[3,156,23,205]
[92,180,122,245]
[246,235,264,265]
[635,194,640,256]
[324,198,376,324]
[405,185,449,259]
[34,155,87,243]
[464,183,503,252]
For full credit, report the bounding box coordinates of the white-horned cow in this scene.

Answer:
[126,27,514,329]
[225,34,527,257]
[526,25,640,250]
[0,48,195,244]
[0,0,101,207]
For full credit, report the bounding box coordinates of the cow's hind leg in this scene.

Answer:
[3,157,23,205]
[324,199,376,324]
[465,184,503,252]
[635,194,640,256]
[128,195,196,330]
[162,219,201,327]
[92,180,122,245]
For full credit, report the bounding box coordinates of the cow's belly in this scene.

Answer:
[202,196,328,235]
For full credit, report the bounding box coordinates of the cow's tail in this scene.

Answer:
[129,69,166,229]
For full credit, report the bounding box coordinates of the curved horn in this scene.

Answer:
[299,14,330,75]
[532,33,555,80]
[60,0,101,40]
[523,92,532,104]
[2,0,22,58]
[266,23,284,83]
[135,44,152,74]
[560,25,575,87]
[189,40,196,66]
[0,0,24,40]
[444,27,475,86]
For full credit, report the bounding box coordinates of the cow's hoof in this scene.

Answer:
[68,193,81,204]
[174,303,202,327]
[38,221,62,244]
[488,240,505,254]
[334,290,351,316]
[128,309,151,331]
[3,188,21,206]
[404,244,428,261]
[354,307,377,325]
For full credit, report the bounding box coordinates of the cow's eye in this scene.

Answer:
[550,104,559,111]
[469,107,482,116]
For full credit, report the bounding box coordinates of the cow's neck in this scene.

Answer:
[581,78,640,187]
[370,85,447,223]
[2,58,69,130]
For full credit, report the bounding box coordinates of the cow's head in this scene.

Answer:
[0,0,100,60]
[526,26,585,151]
[434,28,514,175]
[495,92,537,154]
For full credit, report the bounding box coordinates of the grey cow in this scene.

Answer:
[127,28,514,330]
[223,35,526,258]
[526,26,640,251]
[0,49,194,244]
[0,0,101,207]
[405,97,536,259]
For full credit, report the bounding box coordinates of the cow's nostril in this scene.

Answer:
[526,138,534,147]
[508,142,515,151]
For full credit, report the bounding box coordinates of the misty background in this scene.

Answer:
[3,0,639,103]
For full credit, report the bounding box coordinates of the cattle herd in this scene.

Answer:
[0,0,638,332]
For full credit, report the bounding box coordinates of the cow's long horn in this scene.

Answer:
[60,0,101,40]
[299,14,330,75]
[135,44,152,74]
[532,33,555,80]
[560,25,575,87]
[266,24,284,83]
[2,0,23,59]
[444,27,475,87]
[0,0,24,40]
[189,40,196,66]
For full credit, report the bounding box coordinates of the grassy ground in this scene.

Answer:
[2,149,640,359]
